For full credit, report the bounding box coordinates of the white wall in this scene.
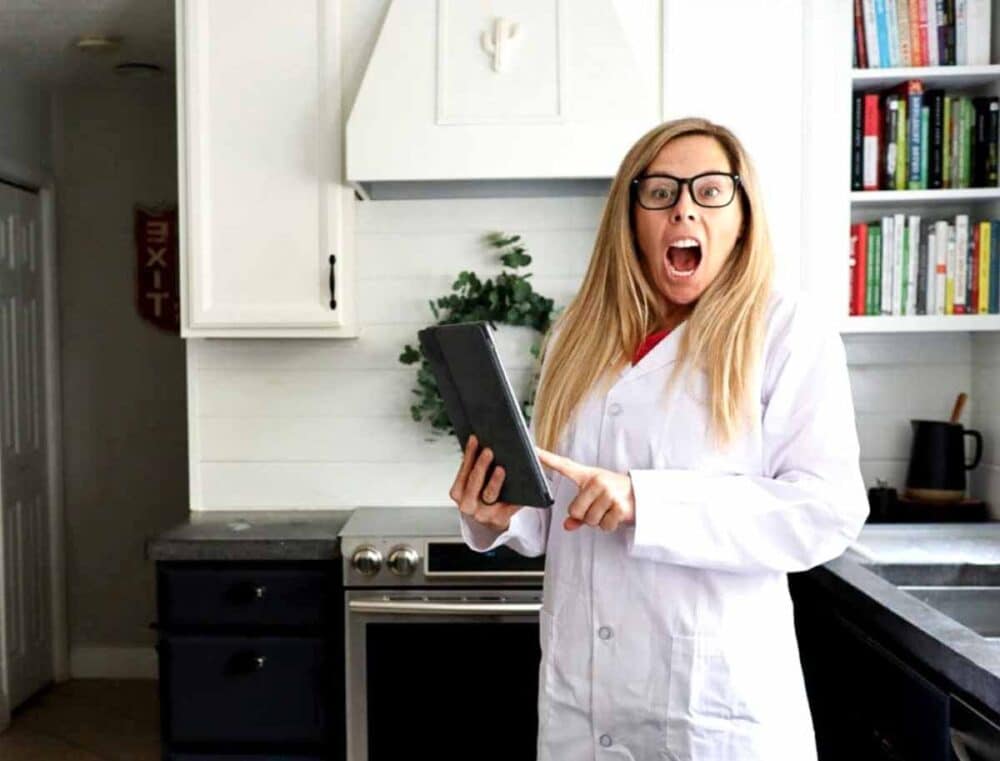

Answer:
[52,82,188,675]
[187,195,974,509]
[972,333,1000,517]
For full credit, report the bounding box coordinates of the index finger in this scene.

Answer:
[535,447,588,486]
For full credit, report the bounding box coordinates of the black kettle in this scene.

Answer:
[904,393,983,502]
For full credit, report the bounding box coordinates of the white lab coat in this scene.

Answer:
[460,290,869,761]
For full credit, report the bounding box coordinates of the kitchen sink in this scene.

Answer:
[858,563,1000,643]
[896,586,1000,642]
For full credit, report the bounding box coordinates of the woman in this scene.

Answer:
[449,117,868,760]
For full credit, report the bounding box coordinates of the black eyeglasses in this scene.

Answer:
[631,172,742,210]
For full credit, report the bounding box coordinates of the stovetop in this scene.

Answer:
[338,506,460,541]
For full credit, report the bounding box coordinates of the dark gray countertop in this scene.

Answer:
[146,512,999,713]
[145,510,354,561]
[820,524,1000,717]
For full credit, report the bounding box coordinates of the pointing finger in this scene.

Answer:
[535,447,589,486]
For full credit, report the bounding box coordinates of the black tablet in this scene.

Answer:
[418,322,554,508]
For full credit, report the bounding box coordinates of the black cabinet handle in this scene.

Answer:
[226,651,267,676]
[328,254,337,310]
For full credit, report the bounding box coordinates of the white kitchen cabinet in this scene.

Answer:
[661,0,849,323]
[177,0,358,337]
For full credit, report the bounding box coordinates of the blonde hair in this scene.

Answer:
[532,117,774,452]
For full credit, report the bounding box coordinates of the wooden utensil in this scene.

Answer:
[949,392,968,424]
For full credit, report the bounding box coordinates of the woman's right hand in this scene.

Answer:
[449,434,522,531]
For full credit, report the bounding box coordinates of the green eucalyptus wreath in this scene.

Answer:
[399,232,560,435]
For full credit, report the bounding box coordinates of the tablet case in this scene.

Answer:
[418,322,554,508]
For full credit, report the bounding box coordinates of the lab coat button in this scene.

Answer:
[599,734,613,747]
[598,626,613,640]
[607,403,623,416]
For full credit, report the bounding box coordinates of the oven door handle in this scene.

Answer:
[348,599,542,616]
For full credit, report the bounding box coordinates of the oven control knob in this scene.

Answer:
[352,546,383,576]
[387,546,420,576]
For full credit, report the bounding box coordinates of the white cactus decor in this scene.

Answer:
[480,17,520,73]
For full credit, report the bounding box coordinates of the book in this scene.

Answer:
[978,220,991,313]
[945,223,956,314]
[971,222,980,312]
[892,214,909,315]
[849,225,859,314]
[955,0,967,64]
[965,0,991,65]
[943,95,952,187]
[884,95,901,188]
[855,0,870,68]
[934,220,948,314]
[972,97,999,187]
[954,214,969,313]
[882,215,895,313]
[909,0,926,65]
[863,94,881,190]
[927,0,941,64]
[897,80,924,189]
[927,90,946,189]
[920,104,930,190]
[869,223,882,314]
[917,219,929,314]
[991,220,1000,313]
[928,228,939,313]
[875,0,892,67]
[907,215,921,314]
[898,0,913,64]
[864,0,883,66]
[852,92,865,190]
[886,0,902,65]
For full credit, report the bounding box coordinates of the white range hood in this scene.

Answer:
[346,0,660,195]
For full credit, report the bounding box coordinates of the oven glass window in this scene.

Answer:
[366,621,540,757]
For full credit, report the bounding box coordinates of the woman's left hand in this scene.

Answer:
[535,448,635,532]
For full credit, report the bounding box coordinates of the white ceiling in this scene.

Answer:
[0,0,174,87]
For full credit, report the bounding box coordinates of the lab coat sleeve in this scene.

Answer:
[626,302,869,574]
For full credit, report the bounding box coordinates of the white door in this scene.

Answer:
[0,181,52,713]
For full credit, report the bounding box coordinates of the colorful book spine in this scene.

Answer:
[852,92,865,190]
[886,0,902,65]
[920,105,930,190]
[907,215,920,314]
[989,221,999,313]
[927,0,941,64]
[864,0,883,66]
[935,220,948,314]
[971,223,980,313]
[913,0,929,65]
[954,214,969,313]
[864,94,881,190]
[872,224,883,313]
[898,0,913,64]
[875,0,892,67]
[978,220,991,313]
[868,223,881,314]
[855,0,869,68]
[894,212,907,314]
[882,215,895,313]
[966,0,991,65]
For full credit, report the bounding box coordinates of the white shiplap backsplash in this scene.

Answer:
[187,196,979,510]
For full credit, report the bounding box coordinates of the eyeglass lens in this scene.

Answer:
[636,174,735,209]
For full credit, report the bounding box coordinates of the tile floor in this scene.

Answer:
[0,679,160,760]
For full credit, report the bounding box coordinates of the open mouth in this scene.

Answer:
[665,241,702,279]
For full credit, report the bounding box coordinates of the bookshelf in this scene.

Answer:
[844,6,1000,333]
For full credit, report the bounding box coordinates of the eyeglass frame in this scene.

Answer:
[630,171,743,210]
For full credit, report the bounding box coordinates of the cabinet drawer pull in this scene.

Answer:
[226,651,267,675]
[253,584,266,600]
[329,254,337,310]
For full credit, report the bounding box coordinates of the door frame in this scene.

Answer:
[0,154,69,730]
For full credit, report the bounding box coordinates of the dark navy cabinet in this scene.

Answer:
[155,561,344,761]
[791,572,956,761]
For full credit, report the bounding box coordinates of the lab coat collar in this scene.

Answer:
[617,320,687,384]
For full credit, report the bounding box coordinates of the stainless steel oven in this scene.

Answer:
[340,508,543,761]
